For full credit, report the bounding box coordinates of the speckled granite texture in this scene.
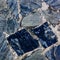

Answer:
[0,0,60,60]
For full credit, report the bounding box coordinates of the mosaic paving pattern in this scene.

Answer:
[0,0,60,60]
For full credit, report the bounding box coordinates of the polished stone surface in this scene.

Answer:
[21,12,42,27]
[31,22,57,48]
[7,29,39,56]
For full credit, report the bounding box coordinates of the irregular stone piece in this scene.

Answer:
[6,17,18,34]
[21,12,43,27]
[44,0,60,10]
[7,29,39,56]
[45,45,60,60]
[55,45,60,60]
[57,25,60,31]
[5,51,13,60]
[0,0,7,10]
[0,16,6,33]
[7,0,18,19]
[24,49,47,60]
[42,10,60,27]
[0,33,13,60]
[7,35,23,56]
[45,46,56,60]
[31,22,57,48]
[0,8,9,18]
[20,0,42,16]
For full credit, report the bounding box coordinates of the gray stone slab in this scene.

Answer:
[42,9,60,26]
[44,0,60,10]
[24,49,47,60]
[21,12,43,27]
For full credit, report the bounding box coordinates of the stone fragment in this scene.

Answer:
[24,49,47,60]
[45,45,60,60]
[0,16,6,33]
[0,33,13,60]
[20,0,42,16]
[42,9,60,27]
[6,17,19,34]
[7,29,39,56]
[31,22,57,48]
[21,12,43,27]
[7,0,18,19]
[44,0,60,10]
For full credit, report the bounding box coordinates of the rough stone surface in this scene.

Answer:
[0,0,60,60]
[22,12,43,27]
[44,0,60,10]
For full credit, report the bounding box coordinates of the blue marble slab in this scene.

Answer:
[45,46,56,60]
[20,0,42,16]
[7,0,18,19]
[45,45,60,60]
[7,34,24,56]
[7,29,39,56]
[20,4,33,16]
[7,0,42,17]
[0,33,13,60]
[6,18,17,34]
[31,22,57,48]
[55,45,60,60]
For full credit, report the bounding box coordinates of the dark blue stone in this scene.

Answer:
[31,22,57,48]
[7,29,39,56]
[45,45,60,60]
[20,4,33,16]
[45,46,56,60]
[55,45,60,57]
[7,34,23,56]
